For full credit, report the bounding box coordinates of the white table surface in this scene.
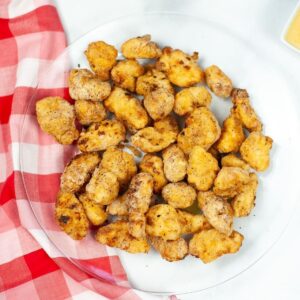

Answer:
[53,1,300,299]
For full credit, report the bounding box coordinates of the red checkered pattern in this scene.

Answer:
[0,1,166,299]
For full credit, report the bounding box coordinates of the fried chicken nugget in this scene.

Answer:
[162,182,196,209]
[149,236,188,262]
[174,86,212,116]
[136,69,174,96]
[96,220,150,253]
[101,146,137,189]
[68,69,111,101]
[106,193,128,216]
[104,87,149,132]
[204,65,233,98]
[36,97,79,145]
[144,88,175,121]
[177,107,221,154]
[240,132,273,171]
[146,204,181,240]
[221,154,250,171]
[85,167,119,205]
[216,113,245,153]
[111,59,144,92]
[121,35,162,59]
[55,192,89,240]
[75,100,106,126]
[232,173,258,217]
[156,47,204,87]
[162,144,187,183]
[189,229,244,263]
[139,154,167,193]
[231,89,262,132]
[197,191,233,236]
[85,41,118,81]
[79,193,107,226]
[60,152,100,193]
[187,146,219,191]
[78,120,126,152]
[126,173,154,238]
[131,116,179,153]
[213,167,251,198]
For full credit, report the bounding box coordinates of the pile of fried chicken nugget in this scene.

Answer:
[36,35,273,263]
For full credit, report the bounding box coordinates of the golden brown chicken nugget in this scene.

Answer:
[85,41,118,81]
[86,167,119,205]
[106,193,128,216]
[75,100,106,126]
[36,97,79,145]
[187,146,219,191]
[162,144,187,183]
[156,47,204,87]
[139,154,168,193]
[174,86,212,116]
[149,236,188,262]
[240,132,273,171]
[189,229,244,263]
[55,192,89,240]
[96,221,150,253]
[162,182,196,209]
[68,69,111,101]
[111,59,144,92]
[60,152,100,193]
[121,35,162,59]
[232,173,258,217]
[204,65,233,98]
[78,120,126,152]
[221,154,250,171]
[104,87,149,132]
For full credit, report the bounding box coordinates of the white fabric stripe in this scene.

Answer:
[8,0,54,18]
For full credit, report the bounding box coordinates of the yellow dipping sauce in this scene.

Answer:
[285,8,300,49]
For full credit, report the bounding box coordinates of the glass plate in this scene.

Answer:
[20,13,300,295]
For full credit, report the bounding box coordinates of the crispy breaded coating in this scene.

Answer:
[232,173,258,217]
[131,116,179,153]
[55,192,89,240]
[104,87,149,132]
[177,107,221,154]
[85,41,117,81]
[149,236,188,262]
[74,100,106,125]
[121,35,162,59]
[162,182,196,209]
[207,144,220,160]
[156,47,203,87]
[221,154,250,171]
[60,152,100,193]
[162,144,187,183]
[197,191,233,236]
[68,69,111,101]
[101,146,137,189]
[187,146,219,191]
[106,193,128,216]
[174,86,212,116]
[95,221,150,253]
[146,204,181,240]
[231,89,262,132]
[79,193,107,226]
[111,59,144,92]
[36,97,79,145]
[139,154,167,193]
[86,167,119,205]
[213,167,250,198]
[136,69,174,96]
[240,132,273,171]
[78,120,126,152]
[144,88,175,121]
[189,229,244,263]
[204,65,233,98]
[177,210,212,234]
[216,113,245,153]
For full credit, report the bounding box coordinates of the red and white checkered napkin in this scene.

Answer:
[0,1,171,299]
